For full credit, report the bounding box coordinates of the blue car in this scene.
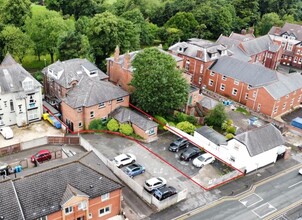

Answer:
[124,163,145,178]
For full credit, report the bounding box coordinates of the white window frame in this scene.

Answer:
[149,128,155,135]
[208,80,214,86]
[98,102,105,108]
[99,206,111,217]
[299,57,302,64]
[234,80,239,85]
[77,107,83,113]
[298,95,302,102]
[65,206,73,215]
[78,121,83,128]
[247,85,252,90]
[290,98,295,106]
[245,93,248,100]
[273,107,278,114]
[253,91,257,98]
[294,56,298,63]
[89,213,93,219]
[101,193,110,201]
[232,88,238,96]
[90,111,94,119]
[287,43,293,51]
[257,104,261,111]
[117,97,124,103]
[200,64,204,73]
[220,84,225,91]
[210,71,215,76]
[222,76,227,81]
[282,103,287,110]
[78,201,87,210]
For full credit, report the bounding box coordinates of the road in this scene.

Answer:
[179,166,302,220]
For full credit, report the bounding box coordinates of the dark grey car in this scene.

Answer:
[169,138,189,152]
[180,147,202,161]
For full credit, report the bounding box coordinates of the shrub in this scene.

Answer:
[88,119,101,130]
[155,115,168,130]
[176,112,187,122]
[176,121,196,135]
[168,122,176,127]
[107,118,119,132]
[225,133,234,140]
[226,126,236,134]
[187,115,197,125]
[119,123,134,136]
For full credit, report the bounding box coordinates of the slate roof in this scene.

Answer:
[198,96,219,110]
[111,107,158,130]
[216,35,242,48]
[239,35,276,56]
[195,126,227,145]
[228,45,251,62]
[209,56,278,87]
[42,58,108,89]
[235,123,284,157]
[269,23,302,41]
[63,77,129,108]
[169,38,229,62]
[229,32,255,41]
[0,151,122,220]
[264,72,302,99]
[60,184,88,206]
[0,54,41,94]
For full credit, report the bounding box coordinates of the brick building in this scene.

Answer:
[204,56,302,117]
[0,152,123,220]
[43,59,129,132]
[269,23,302,69]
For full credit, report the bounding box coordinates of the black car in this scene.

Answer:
[180,147,202,161]
[169,138,189,152]
[153,186,177,201]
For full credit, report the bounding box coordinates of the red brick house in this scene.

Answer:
[0,151,123,220]
[269,23,302,69]
[168,38,229,88]
[43,59,130,132]
[204,56,302,117]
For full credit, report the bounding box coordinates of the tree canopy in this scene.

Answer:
[1,0,31,27]
[204,103,228,128]
[130,48,189,115]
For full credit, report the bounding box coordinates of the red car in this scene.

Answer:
[31,149,52,164]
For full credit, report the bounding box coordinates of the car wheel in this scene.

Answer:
[142,170,145,173]
[176,149,179,152]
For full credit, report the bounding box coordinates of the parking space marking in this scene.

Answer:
[273,215,288,220]
[288,180,302,188]
[239,193,263,207]
[252,202,277,219]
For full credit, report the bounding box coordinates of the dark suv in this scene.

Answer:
[153,186,177,201]
[180,147,202,161]
[169,138,189,152]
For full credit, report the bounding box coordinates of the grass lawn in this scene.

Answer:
[235,106,250,115]
[22,54,55,73]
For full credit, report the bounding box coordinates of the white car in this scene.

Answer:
[144,177,167,192]
[113,153,136,168]
[299,168,302,175]
[193,153,215,168]
[0,126,13,139]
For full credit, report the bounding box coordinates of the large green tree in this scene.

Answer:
[0,25,33,62]
[256,13,284,35]
[204,103,228,128]
[232,0,260,29]
[1,0,31,27]
[88,11,140,67]
[130,48,189,115]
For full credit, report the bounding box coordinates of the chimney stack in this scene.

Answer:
[241,29,247,35]
[248,27,254,35]
[114,45,120,62]
[123,52,131,69]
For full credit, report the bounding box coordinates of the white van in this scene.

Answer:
[0,126,14,139]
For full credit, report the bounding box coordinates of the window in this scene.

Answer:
[99,206,111,216]
[89,213,92,219]
[10,100,14,112]
[286,94,289,99]
[101,193,110,201]
[37,217,47,220]
[247,85,252,90]
[253,91,257,98]
[78,122,83,127]
[117,97,124,103]
[232,88,238,96]
[22,78,34,91]
[257,104,261,111]
[234,80,239,85]
[245,93,248,100]
[290,98,295,106]
[149,128,155,135]
[273,107,278,114]
[65,206,73,215]
[185,60,190,71]
[298,95,302,102]
[299,57,302,64]
[198,77,202,84]
[98,102,105,108]
[77,107,83,113]
[210,71,215,76]
[4,101,7,108]
[294,56,298,63]
[18,104,22,113]
[222,76,227,81]
[284,55,288,60]
[220,84,225,91]
[297,49,301,55]
[287,43,293,51]
[200,64,204,73]
[282,103,287,110]
[90,111,94,118]
[230,156,235,162]
[208,80,214,86]
[78,201,87,210]
[281,41,286,49]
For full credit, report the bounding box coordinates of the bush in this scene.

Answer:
[187,115,197,124]
[226,126,236,134]
[107,118,119,132]
[176,112,187,122]
[168,122,176,127]
[225,133,234,140]
[119,123,134,136]
[176,121,196,135]
[155,115,167,130]
[88,119,101,130]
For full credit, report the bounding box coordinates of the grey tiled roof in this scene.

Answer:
[235,124,284,157]
[111,107,158,130]
[240,35,275,56]
[60,184,88,206]
[63,77,129,108]
[198,96,219,110]
[42,58,108,89]
[228,45,251,62]
[195,126,227,145]
[0,180,24,220]
[0,54,41,94]
[229,32,255,41]
[216,35,241,48]
[209,56,278,87]
[264,72,302,99]
[269,23,302,41]
[1,151,122,220]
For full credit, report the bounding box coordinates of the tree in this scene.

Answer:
[176,121,196,135]
[158,27,183,49]
[256,13,283,35]
[204,103,228,128]
[1,0,31,27]
[25,10,72,62]
[57,31,93,61]
[107,118,119,132]
[232,0,260,29]
[88,12,140,67]
[130,48,189,115]
[164,12,198,40]
[0,26,33,62]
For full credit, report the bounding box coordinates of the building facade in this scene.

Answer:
[0,54,43,127]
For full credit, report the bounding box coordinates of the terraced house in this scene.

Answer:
[43,59,129,132]
[0,54,43,127]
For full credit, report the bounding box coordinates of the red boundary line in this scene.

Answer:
[43,104,244,190]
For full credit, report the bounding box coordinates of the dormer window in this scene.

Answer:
[211,53,217,59]
[178,47,183,52]
[22,77,34,91]
[221,50,227,56]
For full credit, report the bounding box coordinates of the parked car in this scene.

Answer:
[31,149,52,164]
[299,168,302,175]
[193,153,215,168]
[0,162,9,176]
[153,186,177,201]
[180,147,202,161]
[144,177,167,193]
[124,163,145,178]
[0,126,13,139]
[169,138,189,152]
[113,153,136,168]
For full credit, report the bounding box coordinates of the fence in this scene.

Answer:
[79,136,187,211]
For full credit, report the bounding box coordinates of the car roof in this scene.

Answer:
[155,185,176,193]
[146,177,163,184]
[200,153,213,158]
[114,153,128,160]
[127,164,141,169]
[37,149,50,154]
